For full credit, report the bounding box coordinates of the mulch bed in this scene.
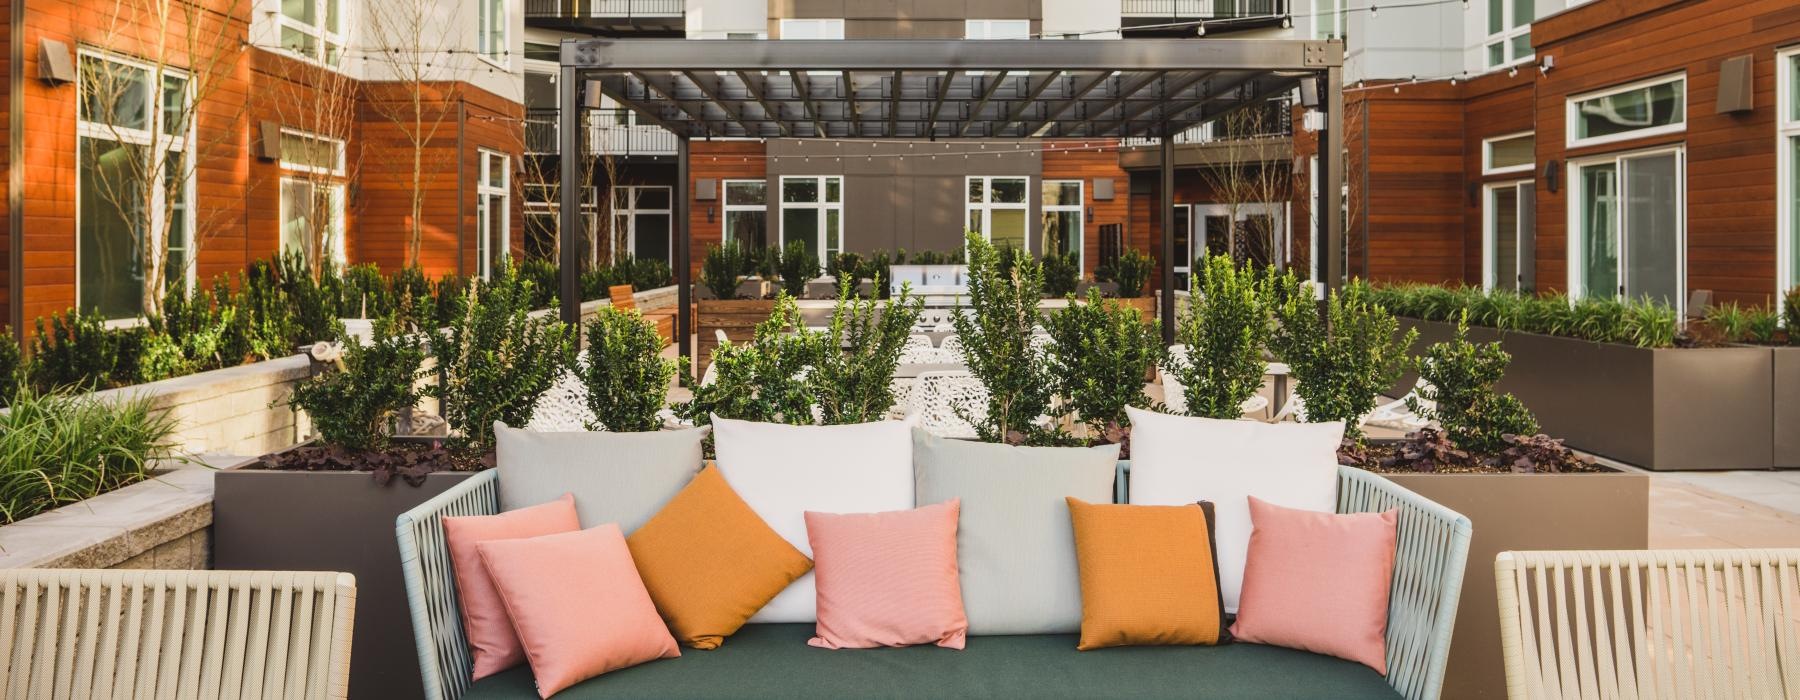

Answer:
[254,441,488,486]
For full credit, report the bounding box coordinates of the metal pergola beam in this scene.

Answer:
[563,38,1338,73]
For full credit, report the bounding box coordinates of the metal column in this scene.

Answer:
[675,137,692,374]
[557,64,583,326]
[1159,129,1176,345]
[1317,65,1345,294]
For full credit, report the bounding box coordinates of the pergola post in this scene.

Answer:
[1318,66,1345,294]
[557,65,583,327]
[675,137,692,374]
[1159,127,1176,345]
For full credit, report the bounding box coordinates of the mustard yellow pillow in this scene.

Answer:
[627,464,812,649]
[1066,497,1226,651]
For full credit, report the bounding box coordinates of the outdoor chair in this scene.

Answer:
[1363,378,1434,433]
[1159,346,1271,418]
[526,367,597,432]
[903,370,988,439]
[0,569,357,700]
[397,464,1468,700]
[609,285,675,343]
[897,335,955,365]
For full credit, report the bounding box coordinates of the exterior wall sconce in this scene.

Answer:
[1544,160,1561,194]
[706,205,715,223]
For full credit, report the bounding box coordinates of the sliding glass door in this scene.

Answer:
[1484,181,1532,292]
[1570,148,1684,310]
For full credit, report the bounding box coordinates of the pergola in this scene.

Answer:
[555,37,1346,363]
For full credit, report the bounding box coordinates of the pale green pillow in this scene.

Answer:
[494,422,707,534]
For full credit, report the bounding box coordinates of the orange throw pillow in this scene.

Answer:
[627,464,814,649]
[1066,497,1227,651]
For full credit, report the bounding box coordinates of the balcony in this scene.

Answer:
[526,108,679,158]
[1120,0,1289,35]
[524,0,685,36]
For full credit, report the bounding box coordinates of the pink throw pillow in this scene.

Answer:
[477,525,681,698]
[804,499,968,650]
[442,494,581,680]
[1229,497,1398,675]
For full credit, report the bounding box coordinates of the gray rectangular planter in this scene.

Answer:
[1383,470,1649,700]
[213,468,476,700]
[1397,319,1775,471]
[1776,347,1800,469]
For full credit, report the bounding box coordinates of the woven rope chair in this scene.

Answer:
[1495,549,1800,700]
[0,569,356,700]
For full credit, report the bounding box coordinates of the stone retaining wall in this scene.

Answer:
[0,467,218,570]
[90,356,313,458]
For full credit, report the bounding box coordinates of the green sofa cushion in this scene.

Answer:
[465,624,1398,699]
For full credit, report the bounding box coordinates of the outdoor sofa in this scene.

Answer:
[397,463,1470,700]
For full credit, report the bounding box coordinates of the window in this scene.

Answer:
[965,19,1029,39]
[967,176,1029,252]
[1312,0,1344,39]
[279,129,345,175]
[1041,180,1083,270]
[722,180,769,251]
[613,185,673,265]
[477,0,507,65]
[780,176,842,261]
[278,128,347,269]
[779,19,844,40]
[1779,48,1800,315]
[1485,0,1533,69]
[1484,181,1532,292]
[1568,147,1685,311]
[1483,132,1535,175]
[279,0,345,67]
[523,185,598,264]
[477,150,510,279]
[77,51,193,320]
[1567,74,1686,148]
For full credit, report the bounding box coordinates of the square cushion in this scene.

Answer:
[1124,407,1342,613]
[1231,497,1398,675]
[477,525,681,698]
[912,429,1117,635]
[494,422,707,534]
[806,499,968,650]
[1066,498,1227,651]
[442,495,581,680]
[627,465,813,649]
[711,417,914,623]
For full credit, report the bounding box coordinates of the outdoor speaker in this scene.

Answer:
[1093,178,1115,200]
[1716,55,1753,114]
[695,178,718,201]
[1299,76,1320,108]
[38,39,74,84]
[257,121,283,161]
[582,79,607,109]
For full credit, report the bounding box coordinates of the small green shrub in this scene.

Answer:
[289,318,426,451]
[278,251,343,344]
[701,243,748,300]
[1270,278,1417,441]
[0,388,179,524]
[1745,306,1782,345]
[30,309,135,391]
[582,306,678,432]
[827,252,864,282]
[1171,256,1278,419]
[809,278,924,424]
[0,327,21,406]
[1787,288,1800,346]
[1409,313,1539,454]
[428,266,576,452]
[952,232,1061,444]
[1044,289,1164,440]
[1097,248,1155,298]
[675,294,824,426]
[339,263,397,318]
[1041,251,1081,299]
[864,250,897,298]
[775,240,819,298]
[1620,297,1678,348]
[515,259,560,309]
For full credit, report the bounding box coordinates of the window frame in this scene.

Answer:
[277,0,347,68]
[1482,179,1532,292]
[777,175,844,263]
[1040,179,1084,272]
[1566,73,1688,149]
[778,18,845,40]
[965,175,1032,253]
[522,184,598,264]
[1482,131,1536,176]
[278,127,346,176]
[1565,144,1687,314]
[612,184,674,264]
[1484,0,1534,69]
[476,149,511,279]
[476,0,508,68]
[74,47,197,318]
[721,179,768,250]
[964,19,1030,39]
[1311,0,1344,39]
[1779,47,1800,317]
[279,177,347,269]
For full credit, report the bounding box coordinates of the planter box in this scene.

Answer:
[1776,347,1800,469]
[696,298,778,373]
[1384,470,1649,700]
[0,466,217,570]
[86,354,313,456]
[1397,319,1775,471]
[213,468,476,700]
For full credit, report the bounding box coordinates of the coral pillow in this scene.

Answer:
[1066,497,1226,651]
[477,525,680,698]
[1230,497,1398,675]
[441,494,580,680]
[627,464,813,649]
[805,499,968,650]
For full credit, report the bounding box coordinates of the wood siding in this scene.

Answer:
[686,140,766,280]
[1041,140,1129,277]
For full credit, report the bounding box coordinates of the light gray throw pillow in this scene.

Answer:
[912,428,1119,635]
[494,422,707,534]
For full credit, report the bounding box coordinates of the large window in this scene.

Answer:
[279,0,345,67]
[477,150,510,279]
[779,19,844,40]
[1041,180,1083,269]
[1484,181,1532,292]
[278,129,347,269]
[1312,0,1344,39]
[613,186,672,265]
[477,0,507,65]
[1483,132,1535,175]
[780,176,842,261]
[1568,74,1686,148]
[967,176,1029,252]
[1780,48,1800,314]
[722,180,769,251]
[523,185,598,264]
[77,51,192,320]
[1485,0,1534,69]
[1569,147,1685,311]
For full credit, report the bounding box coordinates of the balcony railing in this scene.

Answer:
[526,109,678,157]
[1121,0,1288,20]
[1120,99,1293,147]
[524,0,684,20]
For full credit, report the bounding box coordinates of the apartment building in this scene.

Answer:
[1,0,530,332]
[1293,0,1800,314]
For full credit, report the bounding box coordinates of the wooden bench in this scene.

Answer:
[608,284,676,343]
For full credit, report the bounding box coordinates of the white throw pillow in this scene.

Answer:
[711,416,915,623]
[1124,407,1343,614]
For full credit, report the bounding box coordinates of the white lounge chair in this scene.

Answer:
[904,370,988,439]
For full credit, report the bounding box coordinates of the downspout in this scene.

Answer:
[9,0,25,335]
[456,99,467,277]
[1360,97,1370,280]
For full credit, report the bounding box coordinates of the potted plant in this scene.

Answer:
[1779,287,1800,466]
[1167,255,1281,420]
[947,232,1063,445]
[696,242,780,374]
[1043,288,1164,445]
[1095,247,1156,317]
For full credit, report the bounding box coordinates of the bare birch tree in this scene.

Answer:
[1197,99,1296,270]
[268,51,359,280]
